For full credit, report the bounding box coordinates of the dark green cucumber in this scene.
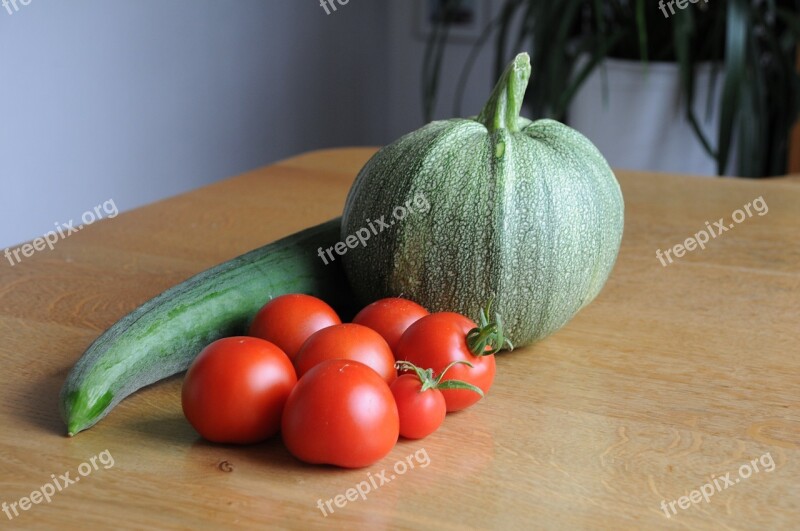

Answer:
[60,218,351,436]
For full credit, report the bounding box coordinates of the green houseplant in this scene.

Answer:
[423,0,800,177]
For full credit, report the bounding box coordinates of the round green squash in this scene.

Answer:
[341,53,624,347]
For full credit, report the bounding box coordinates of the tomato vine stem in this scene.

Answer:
[466,302,514,356]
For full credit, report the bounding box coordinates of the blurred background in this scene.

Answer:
[1,0,799,249]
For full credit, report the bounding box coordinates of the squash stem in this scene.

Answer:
[477,52,531,133]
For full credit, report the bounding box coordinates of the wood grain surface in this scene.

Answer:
[0,148,798,530]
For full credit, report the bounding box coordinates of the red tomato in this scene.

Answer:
[282,359,399,468]
[248,294,341,360]
[353,297,429,355]
[391,360,484,439]
[390,374,446,439]
[182,337,297,444]
[395,312,496,412]
[293,323,396,384]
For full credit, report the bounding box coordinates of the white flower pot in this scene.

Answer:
[568,57,733,176]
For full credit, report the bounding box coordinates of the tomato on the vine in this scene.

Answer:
[353,297,429,355]
[391,360,484,439]
[182,337,297,444]
[282,359,399,468]
[395,307,510,412]
[248,294,340,360]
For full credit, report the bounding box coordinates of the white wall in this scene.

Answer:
[1,0,722,251]
[0,0,389,248]
[384,1,502,139]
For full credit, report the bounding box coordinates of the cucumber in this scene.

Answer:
[60,218,352,436]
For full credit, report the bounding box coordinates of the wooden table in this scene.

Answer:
[1,148,798,530]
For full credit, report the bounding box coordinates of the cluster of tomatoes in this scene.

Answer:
[181,294,505,468]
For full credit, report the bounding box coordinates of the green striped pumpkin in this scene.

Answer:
[341,53,624,347]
